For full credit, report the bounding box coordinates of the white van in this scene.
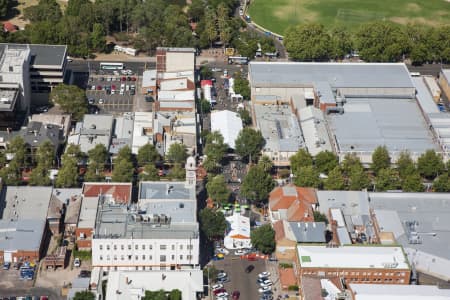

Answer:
[120,84,125,95]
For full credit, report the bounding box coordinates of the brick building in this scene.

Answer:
[297,245,411,286]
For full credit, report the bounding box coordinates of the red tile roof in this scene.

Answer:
[273,220,286,242]
[269,185,317,222]
[3,22,18,33]
[82,183,132,204]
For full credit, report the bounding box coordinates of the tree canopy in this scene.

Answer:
[371,146,391,175]
[199,208,227,240]
[206,175,231,205]
[323,166,345,190]
[50,84,87,121]
[203,131,228,172]
[417,150,445,180]
[166,143,188,165]
[251,224,275,254]
[73,291,95,300]
[137,143,161,166]
[314,151,338,174]
[284,23,331,61]
[293,166,320,188]
[241,165,275,203]
[234,128,265,163]
[290,149,313,174]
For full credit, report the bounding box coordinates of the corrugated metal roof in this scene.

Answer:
[412,77,439,114]
[289,222,326,243]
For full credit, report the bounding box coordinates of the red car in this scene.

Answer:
[131,77,137,81]
[232,290,240,299]
[96,85,102,90]
[121,76,127,81]
[213,288,226,295]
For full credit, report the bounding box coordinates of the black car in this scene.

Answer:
[79,270,91,278]
[245,265,255,273]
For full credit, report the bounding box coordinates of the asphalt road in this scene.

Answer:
[212,255,267,300]
[406,63,450,76]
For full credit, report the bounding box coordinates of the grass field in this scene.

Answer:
[247,0,450,35]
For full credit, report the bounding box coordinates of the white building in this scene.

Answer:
[349,283,450,300]
[211,110,243,149]
[105,269,203,300]
[92,162,200,271]
[224,213,251,249]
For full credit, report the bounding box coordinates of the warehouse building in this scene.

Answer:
[249,62,439,164]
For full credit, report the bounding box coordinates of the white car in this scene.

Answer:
[258,272,271,279]
[216,248,230,255]
[258,286,271,293]
[234,249,246,255]
[217,272,227,279]
[98,98,104,104]
[239,8,244,16]
[211,67,222,72]
[259,280,273,287]
[73,258,81,267]
[216,292,229,298]
[212,283,224,291]
[216,296,228,300]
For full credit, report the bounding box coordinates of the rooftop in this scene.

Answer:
[0,87,19,111]
[0,43,67,67]
[1,186,53,221]
[288,222,326,243]
[369,192,450,279]
[30,113,71,137]
[82,182,132,204]
[298,106,333,156]
[0,219,46,252]
[297,245,409,270]
[254,104,304,152]
[349,283,450,300]
[70,114,114,153]
[132,112,153,155]
[105,269,203,300]
[210,110,243,149]
[78,196,100,229]
[110,113,134,155]
[20,121,63,149]
[326,97,437,159]
[142,69,157,87]
[139,181,195,201]
[249,62,414,89]
[412,77,440,114]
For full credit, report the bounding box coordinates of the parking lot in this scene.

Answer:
[212,254,270,300]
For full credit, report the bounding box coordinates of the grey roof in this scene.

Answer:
[327,97,438,154]
[1,186,53,221]
[412,77,440,114]
[442,69,450,82]
[254,104,304,152]
[289,222,326,243]
[110,114,133,154]
[0,219,46,253]
[21,121,63,148]
[316,190,370,217]
[71,114,114,153]
[139,182,195,201]
[157,47,196,53]
[67,277,90,300]
[249,62,414,88]
[337,227,352,245]
[0,43,67,67]
[369,192,450,261]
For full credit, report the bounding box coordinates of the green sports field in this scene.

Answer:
[247,0,450,35]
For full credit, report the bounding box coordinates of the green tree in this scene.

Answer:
[139,164,160,181]
[73,291,95,300]
[206,175,230,205]
[137,144,160,166]
[90,23,106,52]
[50,84,88,121]
[313,211,328,224]
[168,289,182,300]
[200,99,211,114]
[0,0,10,18]
[204,131,228,172]
[348,165,370,190]
[329,25,353,60]
[84,164,104,182]
[402,172,424,192]
[116,145,132,162]
[87,144,108,166]
[66,0,91,17]
[36,140,55,168]
[168,163,185,180]
[56,157,79,188]
[371,146,391,175]
[290,149,313,174]
[314,151,338,174]
[8,136,26,168]
[396,151,416,179]
[112,159,134,182]
[241,165,275,203]
[24,0,62,23]
[234,128,265,162]
[258,155,273,173]
[0,161,21,186]
[375,168,399,192]
[323,166,345,190]
[293,166,320,188]
[251,224,275,254]
[417,150,445,179]
[199,208,227,240]
[238,109,252,127]
[203,8,217,47]
[29,165,52,186]
[433,173,450,192]
[166,143,188,164]
[284,23,331,61]
[234,73,251,100]
[64,144,84,161]
[341,153,363,175]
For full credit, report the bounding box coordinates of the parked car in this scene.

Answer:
[258,286,271,293]
[213,288,226,295]
[73,258,81,268]
[3,262,10,270]
[211,67,222,72]
[259,280,273,288]
[212,254,224,261]
[217,272,227,279]
[216,248,230,255]
[96,85,102,90]
[79,270,91,278]
[245,265,255,273]
[216,292,229,298]
[131,77,137,81]
[212,284,224,291]
[98,98,104,104]
[234,249,247,256]
[258,271,270,279]
[13,262,21,270]
[88,98,95,105]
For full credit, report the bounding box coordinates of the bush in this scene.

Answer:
[73,250,92,261]
[288,285,299,291]
[279,263,293,268]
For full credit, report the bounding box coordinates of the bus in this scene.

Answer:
[228,56,249,65]
[100,62,124,70]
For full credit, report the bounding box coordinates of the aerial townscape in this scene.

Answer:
[0,0,450,300]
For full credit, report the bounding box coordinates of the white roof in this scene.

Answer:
[142,70,156,87]
[299,106,332,156]
[211,110,243,149]
[160,78,189,91]
[158,90,195,101]
[132,112,153,154]
[297,245,409,269]
[226,213,251,239]
[106,269,203,300]
[349,283,450,300]
[78,196,99,229]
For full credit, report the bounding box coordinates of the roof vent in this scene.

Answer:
[179,203,184,209]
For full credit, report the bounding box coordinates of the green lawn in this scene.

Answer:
[247,0,450,35]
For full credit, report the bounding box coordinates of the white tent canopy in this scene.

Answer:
[211,110,243,149]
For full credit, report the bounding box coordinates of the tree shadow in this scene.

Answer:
[0,1,21,21]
